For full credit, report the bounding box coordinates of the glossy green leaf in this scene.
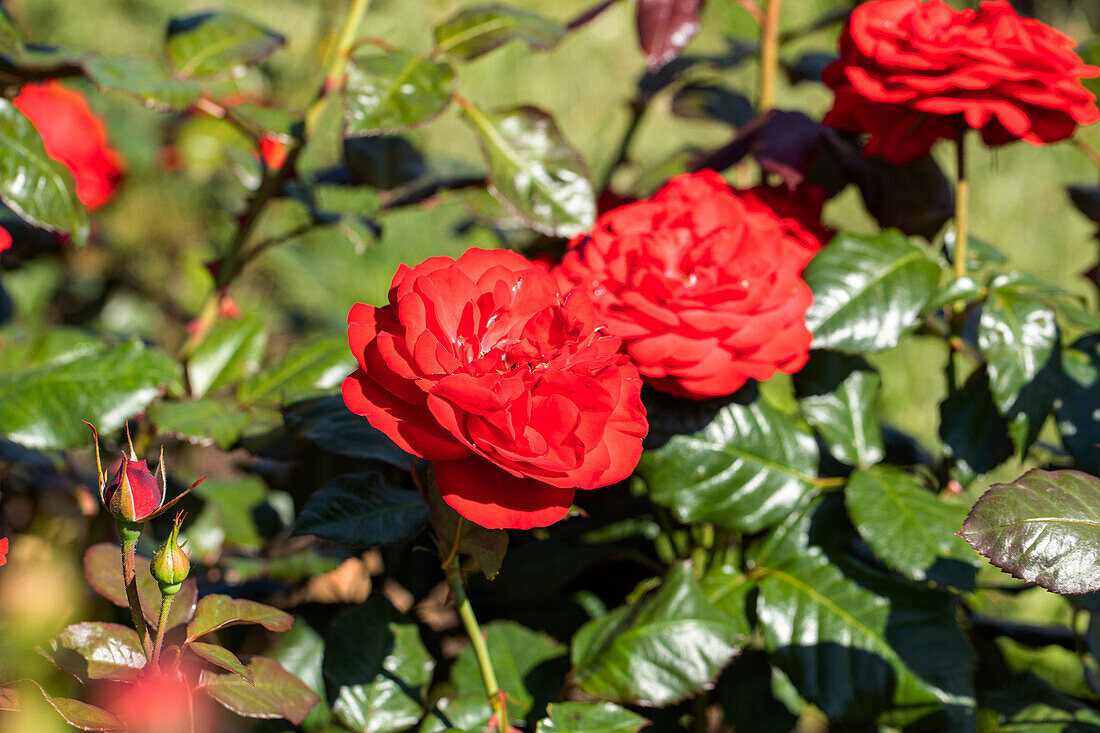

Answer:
[0,98,89,245]
[428,485,508,579]
[323,597,434,733]
[699,563,753,629]
[199,656,318,725]
[794,352,884,468]
[803,231,940,352]
[452,621,566,724]
[9,680,123,731]
[960,469,1100,594]
[283,395,413,467]
[189,641,253,684]
[43,622,146,682]
[83,543,198,630]
[1057,334,1100,474]
[84,54,203,111]
[293,472,429,547]
[462,103,596,238]
[535,702,648,733]
[434,5,565,60]
[419,693,491,733]
[187,316,267,397]
[0,327,105,373]
[166,11,284,78]
[186,594,293,643]
[638,395,818,533]
[845,466,978,584]
[344,51,455,136]
[237,337,353,406]
[571,561,744,706]
[0,339,179,450]
[269,620,332,730]
[148,397,252,448]
[939,370,1013,484]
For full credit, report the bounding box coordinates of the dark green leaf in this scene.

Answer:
[960,469,1100,594]
[794,352,884,468]
[845,466,978,584]
[189,641,253,684]
[979,277,1058,417]
[187,316,266,397]
[199,656,319,725]
[294,472,429,547]
[269,620,333,730]
[44,622,146,682]
[536,702,648,732]
[670,83,753,126]
[186,594,293,643]
[237,337,353,406]
[283,395,414,467]
[83,543,198,631]
[1058,334,1100,473]
[939,369,1013,484]
[0,339,178,450]
[428,485,508,579]
[452,621,565,723]
[323,597,434,733]
[716,651,799,733]
[982,673,1100,731]
[803,231,941,353]
[344,51,455,136]
[148,398,251,449]
[571,561,745,706]
[462,103,596,238]
[84,54,203,111]
[344,135,426,189]
[166,11,284,78]
[0,98,89,245]
[638,395,818,533]
[434,5,565,61]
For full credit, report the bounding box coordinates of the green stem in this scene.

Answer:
[444,558,507,733]
[119,525,152,660]
[152,591,176,668]
[598,98,645,193]
[692,693,708,733]
[758,0,782,113]
[953,130,969,280]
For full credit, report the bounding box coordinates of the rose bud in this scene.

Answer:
[151,512,190,596]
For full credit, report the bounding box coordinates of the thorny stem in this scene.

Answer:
[444,556,507,733]
[758,0,782,113]
[120,527,152,660]
[152,592,176,668]
[953,129,970,280]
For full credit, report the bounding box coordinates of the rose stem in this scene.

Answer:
[954,128,970,280]
[152,592,175,668]
[758,0,782,113]
[444,557,508,733]
[119,522,152,659]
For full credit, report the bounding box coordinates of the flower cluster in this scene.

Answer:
[824,0,1100,163]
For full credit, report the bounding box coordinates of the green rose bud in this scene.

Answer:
[150,511,190,596]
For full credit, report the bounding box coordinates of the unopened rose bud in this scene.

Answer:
[151,512,190,595]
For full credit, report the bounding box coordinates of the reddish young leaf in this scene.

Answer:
[635,0,702,70]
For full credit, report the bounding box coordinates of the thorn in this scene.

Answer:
[125,421,137,461]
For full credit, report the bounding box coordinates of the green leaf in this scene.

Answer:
[571,561,745,706]
[148,397,252,449]
[43,622,145,682]
[536,702,648,733]
[8,680,123,731]
[0,98,89,245]
[699,563,754,629]
[323,597,434,733]
[189,641,253,684]
[82,543,198,631]
[803,231,941,353]
[293,472,429,547]
[419,694,491,733]
[452,621,566,724]
[344,51,455,136]
[670,83,753,126]
[237,337,353,406]
[283,395,413,467]
[0,7,22,56]
[268,620,332,730]
[637,394,818,533]
[199,656,319,725]
[189,476,275,552]
[794,352,884,468]
[166,11,285,78]
[715,652,799,733]
[1057,334,1100,474]
[187,316,267,398]
[84,54,204,111]
[845,466,978,584]
[982,672,1100,731]
[186,594,294,643]
[434,5,565,61]
[939,370,1013,484]
[462,103,596,238]
[960,469,1100,594]
[428,485,508,579]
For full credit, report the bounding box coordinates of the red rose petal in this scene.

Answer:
[435,456,576,530]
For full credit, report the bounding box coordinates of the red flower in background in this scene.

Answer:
[557,170,816,400]
[258,132,290,170]
[824,0,1100,164]
[14,81,124,209]
[343,248,648,530]
[0,226,10,254]
[0,537,8,567]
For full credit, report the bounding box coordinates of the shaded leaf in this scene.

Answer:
[283,395,414,467]
[716,651,799,733]
[794,351,884,468]
[83,543,198,630]
[940,370,1013,484]
[344,51,455,136]
[199,656,319,725]
[434,5,565,61]
[84,55,203,111]
[294,472,429,547]
[635,0,702,70]
[1058,334,1100,473]
[186,594,293,643]
[190,641,253,684]
[148,397,251,449]
[462,103,596,238]
[804,231,941,353]
[43,622,146,682]
[783,52,837,84]
[536,702,648,732]
[187,316,267,398]
[428,485,508,579]
[670,83,753,127]
[344,135,426,189]
[166,11,284,78]
[960,469,1100,595]
[237,337,353,406]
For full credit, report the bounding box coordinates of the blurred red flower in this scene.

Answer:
[0,537,8,567]
[0,226,10,254]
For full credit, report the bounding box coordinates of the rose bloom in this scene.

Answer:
[343,248,648,530]
[13,81,124,209]
[0,536,7,567]
[557,170,816,400]
[0,226,9,254]
[823,0,1100,164]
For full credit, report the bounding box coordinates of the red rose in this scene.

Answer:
[342,248,648,530]
[557,170,815,400]
[0,226,10,254]
[824,0,1100,164]
[0,537,7,567]
[13,81,124,209]
[738,182,832,253]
